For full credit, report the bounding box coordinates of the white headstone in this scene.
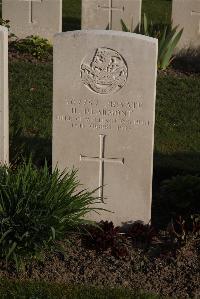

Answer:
[82,0,141,31]
[172,0,200,49]
[2,0,62,42]
[0,26,9,164]
[53,30,158,225]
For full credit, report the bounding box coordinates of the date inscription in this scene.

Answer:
[55,97,151,131]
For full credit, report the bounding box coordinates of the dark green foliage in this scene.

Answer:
[11,36,52,60]
[127,222,156,247]
[138,14,183,70]
[167,214,200,245]
[121,14,183,70]
[0,161,101,263]
[83,221,128,258]
[160,175,200,215]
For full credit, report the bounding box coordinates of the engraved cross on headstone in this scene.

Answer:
[191,10,200,34]
[80,134,124,199]
[97,0,125,30]
[19,0,42,24]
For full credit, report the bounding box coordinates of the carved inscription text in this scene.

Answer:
[56,97,151,132]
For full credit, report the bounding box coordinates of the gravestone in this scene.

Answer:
[172,0,200,49]
[53,30,158,225]
[2,0,62,41]
[82,0,141,31]
[0,26,9,164]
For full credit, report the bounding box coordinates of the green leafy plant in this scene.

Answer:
[11,35,52,60]
[0,160,102,264]
[160,175,200,216]
[127,221,157,247]
[121,14,183,70]
[167,214,200,245]
[83,221,128,258]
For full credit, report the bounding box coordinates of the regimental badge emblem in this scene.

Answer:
[80,48,128,95]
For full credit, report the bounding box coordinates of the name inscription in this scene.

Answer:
[55,97,151,131]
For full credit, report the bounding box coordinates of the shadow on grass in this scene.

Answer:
[10,135,51,168]
[152,151,200,228]
[172,47,200,74]
[62,16,81,32]
[154,151,200,182]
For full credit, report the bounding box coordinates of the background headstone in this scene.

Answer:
[82,0,141,31]
[2,0,62,41]
[0,26,9,164]
[172,0,200,49]
[53,30,157,225]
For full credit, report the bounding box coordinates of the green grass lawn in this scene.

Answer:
[142,0,172,24]
[0,281,160,299]
[155,73,200,179]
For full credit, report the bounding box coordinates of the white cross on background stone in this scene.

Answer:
[97,0,125,30]
[191,10,200,34]
[19,0,42,24]
[80,134,124,200]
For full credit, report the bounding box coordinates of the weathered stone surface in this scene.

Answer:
[172,0,200,49]
[82,0,141,31]
[2,0,62,41]
[53,30,157,225]
[0,26,9,164]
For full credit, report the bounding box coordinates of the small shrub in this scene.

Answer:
[11,35,52,60]
[167,214,200,245]
[0,160,101,264]
[127,221,156,247]
[83,221,128,258]
[160,175,200,216]
[192,214,200,236]
[121,14,183,70]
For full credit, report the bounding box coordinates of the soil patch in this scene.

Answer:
[8,43,53,64]
[0,235,199,298]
